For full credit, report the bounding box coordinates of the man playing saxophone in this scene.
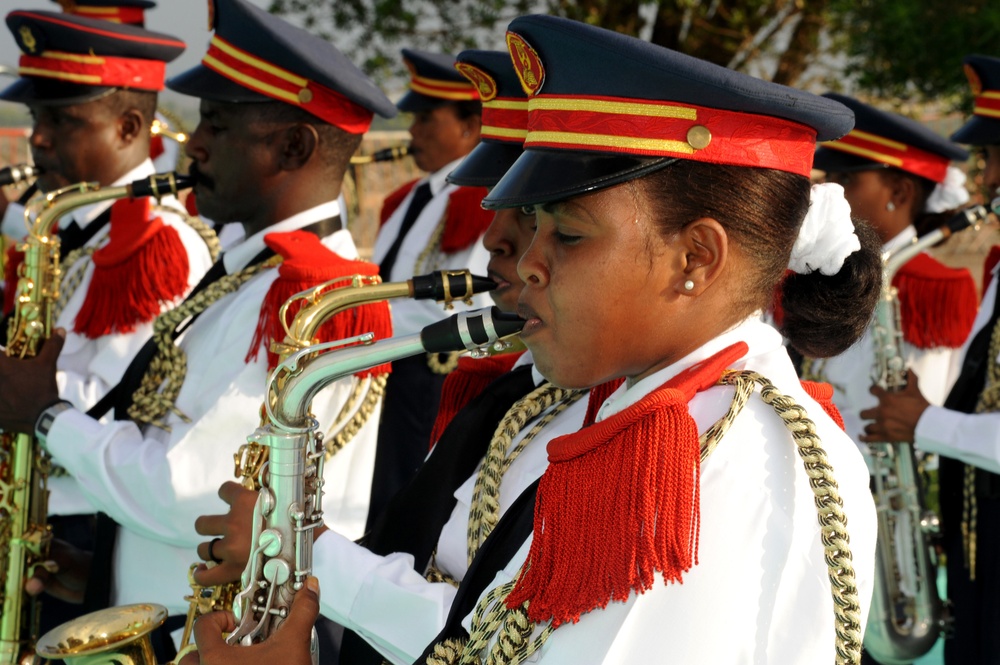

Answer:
[0,0,396,659]
[862,54,1000,665]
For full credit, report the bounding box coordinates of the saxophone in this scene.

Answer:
[864,203,990,664]
[0,173,193,665]
[227,307,524,650]
[0,163,40,188]
[176,270,496,649]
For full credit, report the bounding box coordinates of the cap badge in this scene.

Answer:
[506,32,545,96]
[686,125,712,150]
[19,26,37,54]
[964,63,983,96]
[455,63,497,102]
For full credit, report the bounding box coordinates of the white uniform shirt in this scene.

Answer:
[372,157,492,336]
[814,226,961,453]
[915,263,1000,473]
[43,200,381,614]
[313,319,878,664]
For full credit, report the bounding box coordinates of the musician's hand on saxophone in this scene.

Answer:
[860,369,932,444]
[178,576,320,665]
[0,328,64,433]
[22,537,91,604]
[192,481,262,587]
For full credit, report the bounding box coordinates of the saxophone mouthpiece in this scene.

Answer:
[0,163,41,187]
[129,172,196,200]
[946,203,989,234]
[410,270,496,302]
[421,306,525,353]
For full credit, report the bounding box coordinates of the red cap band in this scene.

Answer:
[63,6,145,25]
[201,35,374,134]
[481,97,528,144]
[974,91,1000,121]
[822,129,950,183]
[523,93,818,178]
[19,50,165,89]
[408,72,480,102]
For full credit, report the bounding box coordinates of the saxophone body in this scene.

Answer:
[228,307,524,648]
[864,204,989,663]
[176,270,496,649]
[1,173,193,665]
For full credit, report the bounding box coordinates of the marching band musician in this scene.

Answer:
[0,0,396,658]
[367,48,494,526]
[861,54,1000,665]
[191,18,883,664]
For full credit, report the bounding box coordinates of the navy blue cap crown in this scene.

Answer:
[448,50,527,187]
[814,93,967,183]
[1,10,184,105]
[167,0,395,132]
[397,48,480,113]
[484,14,854,209]
[952,55,1000,146]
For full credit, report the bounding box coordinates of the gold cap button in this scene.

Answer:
[687,125,712,150]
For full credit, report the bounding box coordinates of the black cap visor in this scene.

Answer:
[167,64,271,103]
[482,148,676,209]
[813,146,891,175]
[0,77,117,105]
[951,116,1000,147]
[396,89,449,113]
[447,141,524,188]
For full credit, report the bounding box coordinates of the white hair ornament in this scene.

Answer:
[925,165,971,214]
[788,182,861,276]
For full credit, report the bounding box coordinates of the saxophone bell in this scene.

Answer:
[34,603,167,665]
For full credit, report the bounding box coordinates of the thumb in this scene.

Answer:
[276,577,321,636]
[39,329,66,362]
[191,610,236,655]
[906,369,920,390]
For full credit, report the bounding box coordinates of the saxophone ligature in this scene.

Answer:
[227,307,523,653]
[863,202,993,664]
[176,270,496,650]
[0,163,40,188]
[1,172,193,665]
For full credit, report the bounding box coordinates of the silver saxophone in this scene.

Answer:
[864,202,993,663]
[227,307,525,654]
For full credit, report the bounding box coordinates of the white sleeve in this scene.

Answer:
[312,530,459,665]
[1,201,28,239]
[915,406,1000,474]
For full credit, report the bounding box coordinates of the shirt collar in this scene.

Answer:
[70,159,156,229]
[428,156,467,196]
[882,225,917,254]
[595,315,781,422]
[222,199,342,274]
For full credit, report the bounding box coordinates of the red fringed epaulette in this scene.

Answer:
[247,230,394,375]
[507,342,748,626]
[150,133,165,161]
[439,186,492,253]
[892,253,977,350]
[799,380,846,431]
[982,245,1000,293]
[582,376,627,427]
[379,179,420,227]
[429,352,524,449]
[73,197,189,339]
[184,190,199,217]
[3,244,24,316]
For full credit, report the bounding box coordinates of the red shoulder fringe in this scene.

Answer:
[439,186,493,253]
[982,244,1000,293]
[799,380,846,431]
[429,352,524,449]
[247,230,393,376]
[893,253,977,349]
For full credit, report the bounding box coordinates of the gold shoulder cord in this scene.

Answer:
[426,372,862,665]
[322,373,388,460]
[963,318,1000,580]
[127,256,281,431]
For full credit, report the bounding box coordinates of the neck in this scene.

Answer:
[241,179,342,238]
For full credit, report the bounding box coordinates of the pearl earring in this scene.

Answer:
[683,280,695,291]
[886,201,896,212]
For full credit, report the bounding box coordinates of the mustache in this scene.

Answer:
[187,163,215,190]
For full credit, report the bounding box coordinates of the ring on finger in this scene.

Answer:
[208,537,223,564]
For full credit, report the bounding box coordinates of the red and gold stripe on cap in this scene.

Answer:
[19,50,165,89]
[482,98,528,144]
[974,91,1000,120]
[408,72,480,102]
[202,35,373,134]
[63,6,146,25]
[822,129,949,182]
[523,94,818,177]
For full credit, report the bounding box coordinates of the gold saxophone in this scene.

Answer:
[175,269,496,650]
[864,203,991,663]
[2,173,194,665]
[227,307,524,652]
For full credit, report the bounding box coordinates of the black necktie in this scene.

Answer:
[59,208,113,255]
[378,181,433,279]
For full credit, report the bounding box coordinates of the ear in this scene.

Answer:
[277,123,319,171]
[117,107,145,147]
[889,173,918,211]
[672,217,727,297]
[459,112,482,141]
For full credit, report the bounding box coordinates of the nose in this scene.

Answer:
[516,230,548,287]
[184,122,208,163]
[482,209,513,257]
[29,120,51,151]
